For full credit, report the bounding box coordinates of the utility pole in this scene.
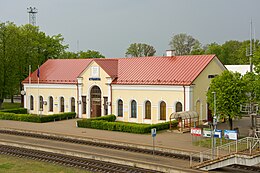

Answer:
[27,7,38,26]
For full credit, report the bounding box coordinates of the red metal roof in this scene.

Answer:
[23,55,217,85]
[113,55,216,85]
[94,59,118,78]
[23,59,93,84]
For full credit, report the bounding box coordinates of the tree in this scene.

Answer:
[169,33,201,55]
[0,22,68,109]
[78,50,105,58]
[59,50,105,59]
[125,43,156,57]
[207,71,246,130]
[242,72,260,104]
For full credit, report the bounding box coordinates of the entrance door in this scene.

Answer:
[90,86,101,118]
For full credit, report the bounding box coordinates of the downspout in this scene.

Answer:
[76,82,79,118]
[110,83,113,114]
[183,86,186,111]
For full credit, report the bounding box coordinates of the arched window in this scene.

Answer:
[71,97,75,112]
[117,99,123,117]
[49,96,53,112]
[176,102,182,112]
[30,95,34,110]
[160,101,166,120]
[145,101,151,119]
[39,96,43,111]
[131,100,137,118]
[60,97,64,112]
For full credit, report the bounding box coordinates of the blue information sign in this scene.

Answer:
[151,128,156,137]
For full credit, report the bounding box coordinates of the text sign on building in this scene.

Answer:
[214,129,222,138]
[203,128,212,138]
[224,130,237,140]
[190,128,202,136]
[151,128,156,137]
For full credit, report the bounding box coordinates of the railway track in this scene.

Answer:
[0,144,161,173]
[0,129,198,161]
[2,128,259,172]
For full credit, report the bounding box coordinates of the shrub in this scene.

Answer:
[0,112,76,123]
[77,115,177,134]
[0,108,28,114]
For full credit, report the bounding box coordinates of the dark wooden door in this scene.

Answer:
[90,86,101,117]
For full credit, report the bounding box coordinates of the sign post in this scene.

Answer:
[151,128,156,157]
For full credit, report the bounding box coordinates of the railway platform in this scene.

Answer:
[0,116,251,152]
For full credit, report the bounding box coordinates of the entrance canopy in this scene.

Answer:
[169,111,199,132]
[170,111,198,120]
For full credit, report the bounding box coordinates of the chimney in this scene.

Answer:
[166,50,175,57]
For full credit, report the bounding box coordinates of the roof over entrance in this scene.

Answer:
[23,55,220,85]
[170,111,199,119]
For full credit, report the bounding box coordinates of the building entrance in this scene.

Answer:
[90,86,101,117]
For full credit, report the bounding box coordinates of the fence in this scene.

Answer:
[190,137,260,167]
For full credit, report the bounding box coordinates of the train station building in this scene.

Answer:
[22,53,226,124]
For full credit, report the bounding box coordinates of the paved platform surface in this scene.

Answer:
[0,117,251,152]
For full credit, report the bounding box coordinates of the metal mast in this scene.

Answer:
[27,7,38,26]
[246,19,254,72]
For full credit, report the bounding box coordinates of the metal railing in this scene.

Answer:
[190,137,260,168]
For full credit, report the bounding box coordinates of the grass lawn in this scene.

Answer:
[0,154,90,173]
[1,102,21,110]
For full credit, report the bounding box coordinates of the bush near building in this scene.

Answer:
[77,115,177,134]
[0,108,76,123]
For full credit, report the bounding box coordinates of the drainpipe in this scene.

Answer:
[183,86,186,111]
[76,82,79,118]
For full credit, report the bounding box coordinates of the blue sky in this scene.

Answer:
[1,0,259,57]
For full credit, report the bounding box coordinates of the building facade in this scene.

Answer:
[23,54,226,124]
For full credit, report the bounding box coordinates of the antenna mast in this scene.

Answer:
[27,7,38,26]
[246,19,254,72]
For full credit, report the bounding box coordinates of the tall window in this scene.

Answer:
[60,97,64,112]
[30,95,34,110]
[118,99,123,117]
[131,100,137,118]
[145,101,151,119]
[49,96,53,112]
[176,102,182,112]
[71,97,75,112]
[39,96,43,111]
[160,101,166,120]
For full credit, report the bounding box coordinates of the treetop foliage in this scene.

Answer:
[125,43,156,57]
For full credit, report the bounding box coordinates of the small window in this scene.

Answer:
[60,97,64,112]
[131,100,137,118]
[49,96,53,112]
[118,99,123,117]
[208,74,218,78]
[71,97,75,112]
[39,96,43,111]
[145,101,151,119]
[176,102,182,112]
[160,101,166,120]
[30,95,34,110]
[91,67,99,77]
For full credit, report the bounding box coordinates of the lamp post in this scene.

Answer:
[212,91,217,159]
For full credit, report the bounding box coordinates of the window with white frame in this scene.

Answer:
[91,66,100,77]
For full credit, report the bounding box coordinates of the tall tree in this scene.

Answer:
[207,71,246,130]
[125,43,156,57]
[169,33,201,55]
[0,22,68,109]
